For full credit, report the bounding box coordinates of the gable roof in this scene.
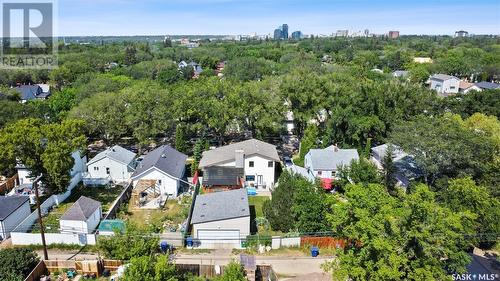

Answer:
[199,139,280,168]
[61,196,101,221]
[430,74,458,81]
[475,81,500,90]
[371,144,424,184]
[14,85,42,101]
[132,145,187,179]
[286,165,315,182]
[87,145,136,167]
[0,196,29,220]
[307,145,359,171]
[191,189,249,224]
[459,81,475,90]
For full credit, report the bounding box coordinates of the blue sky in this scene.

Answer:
[57,0,500,36]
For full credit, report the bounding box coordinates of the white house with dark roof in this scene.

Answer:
[0,196,31,240]
[199,139,280,191]
[429,74,460,96]
[475,81,500,90]
[304,145,359,189]
[85,145,136,185]
[131,145,187,198]
[60,196,102,234]
[190,189,250,249]
[370,144,423,189]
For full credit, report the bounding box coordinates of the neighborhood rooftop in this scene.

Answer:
[202,166,244,186]
[88,145,136,166]
[132,145,187,179]
[60,196,101,221]
[475,81,500,90]
[430,74,458,81]
[199,139,280,168]
[0,196,29,220]
[308,145,359,170]
[191,188,249,224]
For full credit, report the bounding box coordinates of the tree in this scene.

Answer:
[336,158,381,190]
[0,248,39,281]
[440,177,500,248]
[122,255,177,281]
[223,57,273,81]
[0,118,86,194]
[382,145,398,194]
[297,124,318,166]
[263,171,296,232]
[175,124,189,154]
[212,261,246,281]
[124,46,138,65]
[325,183,472,280]
[96,225,159,260]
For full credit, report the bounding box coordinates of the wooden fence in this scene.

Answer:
[104,183,133,220]
[0,174,18,195]
[24,261,48,281]
[301,236,347,249]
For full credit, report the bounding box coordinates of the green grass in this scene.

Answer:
[249,196,270,217]
[34,184,124,233]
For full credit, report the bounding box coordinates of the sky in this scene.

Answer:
[55,0,500,36]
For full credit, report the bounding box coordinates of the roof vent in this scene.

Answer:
[202,203,207,206]
[161,154,166,158]
[200,215,205,217]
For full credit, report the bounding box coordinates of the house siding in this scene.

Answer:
[193,216,250,249]
[132,168,181,198]
[87,157,132,183]
[430,78,460,96]
[0,200,31,240]
[217,155,276,189]
[60,207,101,234]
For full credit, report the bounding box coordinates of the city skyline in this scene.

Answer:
[56,0,499,36]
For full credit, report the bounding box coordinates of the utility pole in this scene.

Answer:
[34,175,48,260]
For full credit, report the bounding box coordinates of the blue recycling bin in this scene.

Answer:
[311,246,319,257]
[186,237,193,247]
[160,241,169,253]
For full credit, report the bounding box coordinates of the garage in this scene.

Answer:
[190,189,251,249]
[197,230,241,249]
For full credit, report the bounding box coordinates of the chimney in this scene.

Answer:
[235,150,244,168]
[333,144,339,152]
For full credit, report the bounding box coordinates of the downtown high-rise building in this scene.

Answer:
[273,24,289,40]
[282,24,289,39]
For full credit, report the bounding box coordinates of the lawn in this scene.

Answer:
[249,195,270,217]
[34,184,124,233]
[117,196,192,233]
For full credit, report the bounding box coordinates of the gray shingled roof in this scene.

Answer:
[199,139,280,168]
[132,145,187,179]
[286,165,315,182]
[88,145,136,167]
[475,81,500,90]
[0,196,29,220]
[430,74,458,81]
[191,189,250,224]
[371,144,424,185]
[61,196,101,221]
[308,146,359,171]
[14,85,42,101]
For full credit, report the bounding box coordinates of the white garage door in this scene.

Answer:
[197,230,241,249]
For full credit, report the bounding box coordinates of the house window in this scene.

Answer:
[246,175,255,182]
[106,167,110,175]
[317,171,322,176]
[268,161,273,168]
[94,166,99,171]
[249,161,254,168]
[158,180,162,185]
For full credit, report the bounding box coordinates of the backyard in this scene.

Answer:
[33,184,125,233]
[117,195,192,233]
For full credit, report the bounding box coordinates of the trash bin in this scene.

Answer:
[311,246,319,257]
[160,241,169,253]
[186,237,193,247]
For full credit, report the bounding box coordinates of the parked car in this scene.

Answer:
[283,156,293,167]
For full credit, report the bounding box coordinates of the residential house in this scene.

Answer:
[15,151,86,201]
[429,74,460,96]
[60,196,102,234]
[178,61,203,78]
[199,139,280,191]
[304,145,359,190]
[84,145,136,185]
[285,164,315,182]
[370,144,423,189]
[392,70,409,78]
[190,189,250,249]
[131,145,188,199]
[215,61,226,77]
[202,166,244,193]
[413,57,433,64]
[475,81,500,90]
[14,85,51,103]
[0,196,31,240]
[459,81,482,94]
